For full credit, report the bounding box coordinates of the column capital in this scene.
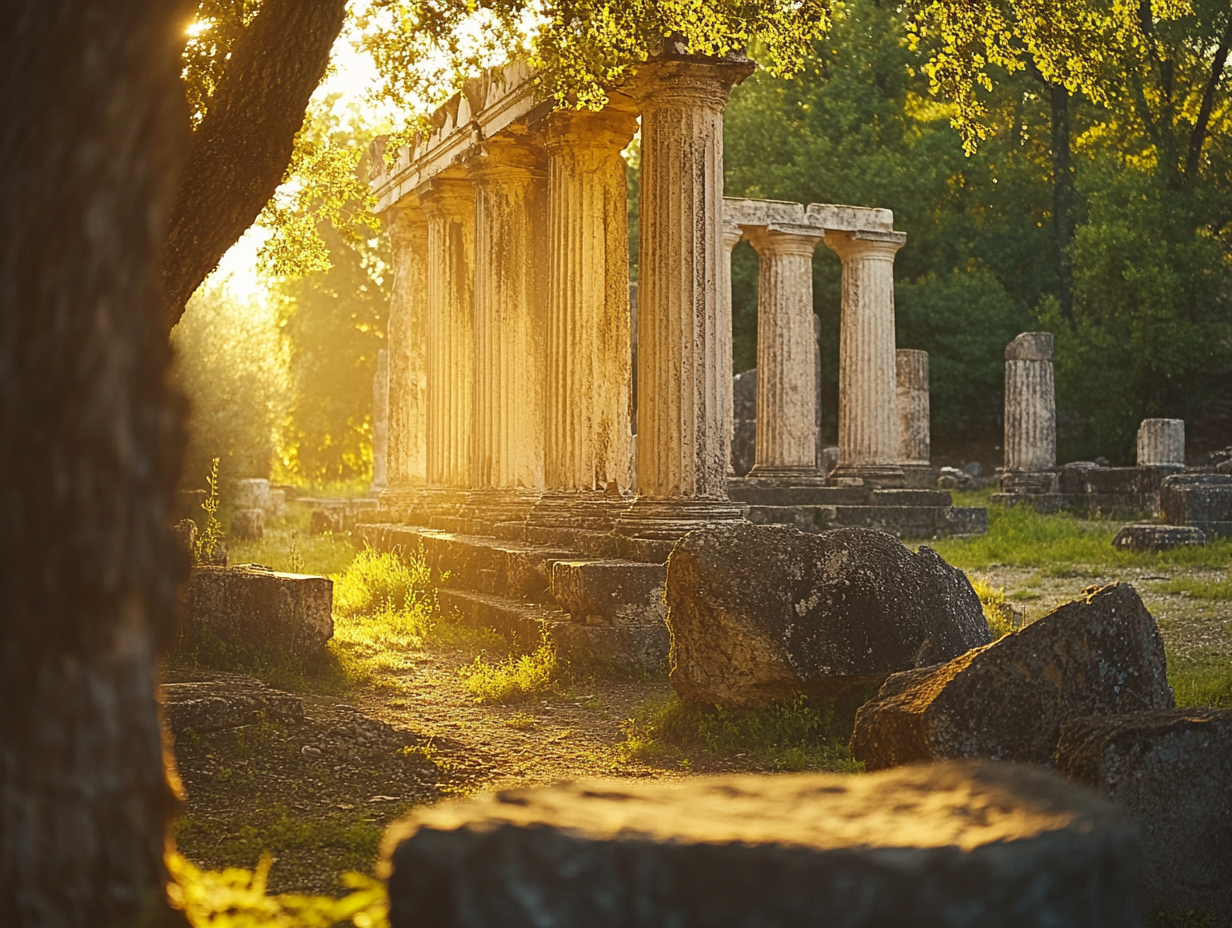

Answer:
[383,199,428,248]
[723,223,744,253]
[544,103,638,156]
[632,53,755,109]
[823,229,906,260]
[745,225,823,258]
[467,131,547,186]
[417,171,474,220]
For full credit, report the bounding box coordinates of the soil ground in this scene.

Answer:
[167,496,1232,896]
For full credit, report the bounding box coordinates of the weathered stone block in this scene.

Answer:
[665,523,990,707]
[1137,418,1185,465]
[851,583,1174,771]
[185,566,333,655]
[231,507,264,540]
[551,559,666,626]
[1055,709,1232,926]
[1112,523,1205,552]
[310,506,346,535]
[1160,473,1232,537]
[173,488,206,521]
[233,477,271,510]
[382,761,1143,928]
[162,675,304,734]
[267,488,286,518]
[172,519,197,560]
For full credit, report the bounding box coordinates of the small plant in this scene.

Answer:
[505,712,536,730]
[970,578,1021,639]
[287,530,305,574]
[194,457,225,566]
[460,644,557,704]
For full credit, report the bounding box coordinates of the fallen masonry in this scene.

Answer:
[381,761,1143,928]
[850,583,1174,770]
[664,523,990,707]
[1054,708,1232,926]
[162,674,304,735]
[1160,472,1232,538]
[1111,522,1205,552]
[183,566,334,656]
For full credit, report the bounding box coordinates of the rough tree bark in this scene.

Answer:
[161,0,348,326]
[1,1,193,925]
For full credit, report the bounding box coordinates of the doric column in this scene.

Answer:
[419,171,475,488]
[896,349,930,465]
[382,203,430,506]
[1138,419,1185,465]
[722,224,742,477]
[615,52,753,540]
[542,105,637,494]
[824,229,907,487]
[468,132,549,492]
[745,226,823,482]
[1003,331,1056,474]
[371,348,389,490]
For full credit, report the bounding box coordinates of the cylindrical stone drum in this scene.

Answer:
[1137,418,1185,466]
[896,349,929,465]
[1003,332,1056,473]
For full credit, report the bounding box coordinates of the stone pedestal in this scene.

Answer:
[381,204,430,509]
[745,226,824,484]
[421,172,476,489]
[824,230,907,488]
[614,52,752,541]
[1137,418,1184,466]
[1003,332,1056,491]
[896,349,932,487]
[468,133,548,517]
[371,348,389,491]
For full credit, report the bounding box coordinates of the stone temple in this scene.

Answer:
[357,47,986,666]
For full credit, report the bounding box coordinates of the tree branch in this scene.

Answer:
[1185,9,1232,181]
[161,0,347,325]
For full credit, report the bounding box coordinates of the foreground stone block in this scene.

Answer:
[185,566,333,655]
[1055,709,1232,926]
[851,583,1173,770]
[1112,522,1205,552]
[382,761,1142,928]
[231,507,264,540]
[162,675,303,735]
[666,523,990,707]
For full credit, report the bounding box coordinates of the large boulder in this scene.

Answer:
[665,524,990,707]
[851,583,1174,770]
[1055,709,1232,927]
[184,566,333,655]
[382,761,1143,928]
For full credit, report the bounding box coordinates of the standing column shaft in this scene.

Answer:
[420,173,475,488]
[1004,332,1056,473]
[896,349,930,465]
[383,204,430,497]
[469,134,548,489]
[824,229,906,485]
[1137,418,1185,465]
[746,226,823,479]
[630,55,751,507]
[543,106,637,492]
[722,225,742,477]
[372,348,389,489]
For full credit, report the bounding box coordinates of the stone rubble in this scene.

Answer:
[162,675,304,735]
[1111,522,1205,552]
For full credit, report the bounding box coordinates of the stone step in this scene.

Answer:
[436,588,567,649]
[869,488,954,507]
[551,559,667,626]
[744,505,987,538]
[725,484,870,507]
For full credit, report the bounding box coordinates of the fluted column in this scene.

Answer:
[615,52,753,540]
[824,229,907,487]
[468,133,548,492]
[371,348,389,490]
[1138,418,1185,465]
[722,224,742,477]
[542,106,637,494]
[745,226,823,481]
[382,203,430,506]
[1003,331,1056,474]
[420,172,475,488]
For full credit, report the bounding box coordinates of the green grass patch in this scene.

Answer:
[1152,576,1232,601]
[227,504,358,577]
[969,578,1016,639]
[460,644,557,704]
[619,693,864,773]
[1169,651,1232,709]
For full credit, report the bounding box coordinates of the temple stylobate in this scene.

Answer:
[368,45,974,569]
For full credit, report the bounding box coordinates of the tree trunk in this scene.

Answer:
[1049,82,1077,330]
[1,1,191,925]
[161,0,349,326]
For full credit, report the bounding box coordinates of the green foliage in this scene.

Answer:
[173,284,288,488]
[167,852,387,928]
[460,645,558,704]
[194,457,226,566]
[334,545,432,616]
[969,578,1016,639]
[620,694,862,772]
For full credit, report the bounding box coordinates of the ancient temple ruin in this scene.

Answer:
[359,50,985,665]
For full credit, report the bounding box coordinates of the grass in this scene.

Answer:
[969,578,1018,639]
[1153,576,1232,601]
[932,492,1232,573]
[227,504,357,577]
[460,644,558,704]
[1169,650,1232,708]
[619,693,864,773]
